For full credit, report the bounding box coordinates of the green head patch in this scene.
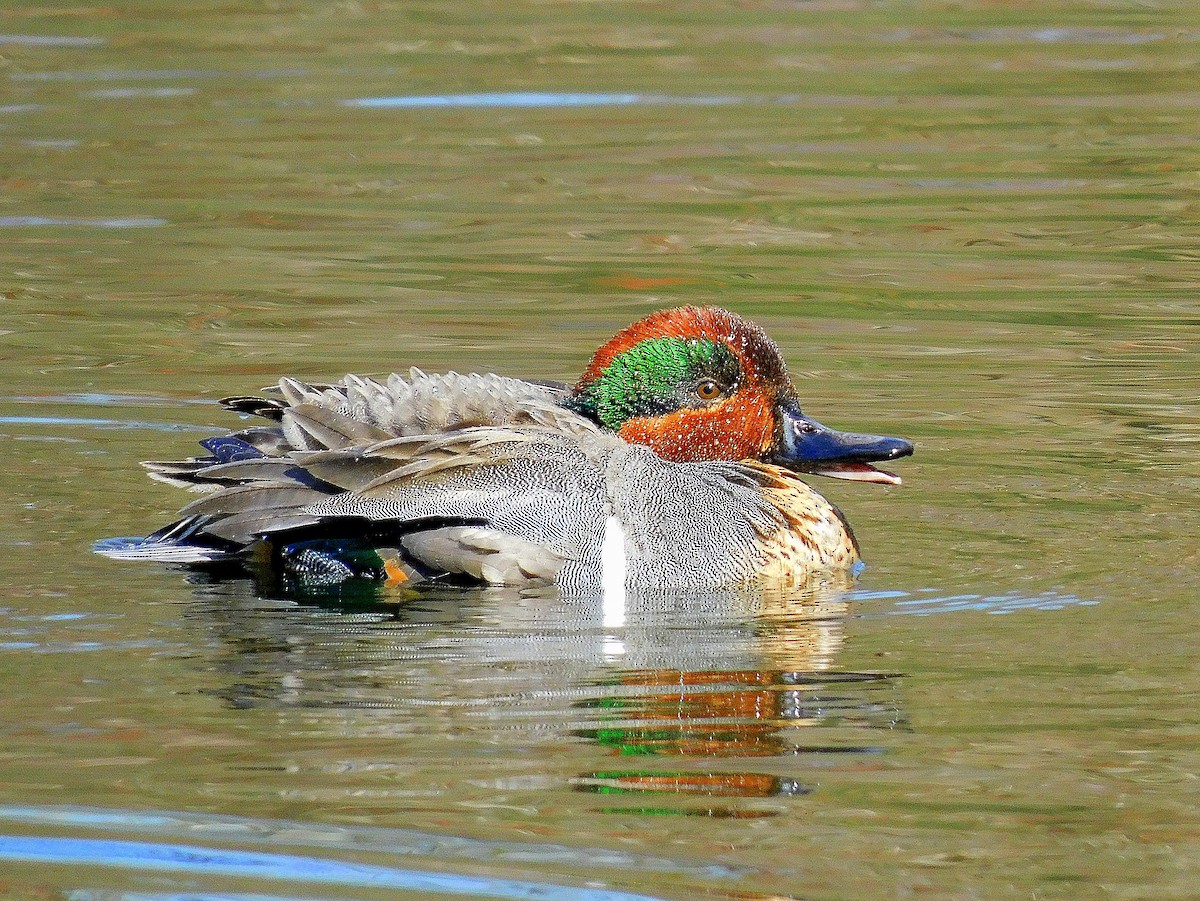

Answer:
[568,337,742,431]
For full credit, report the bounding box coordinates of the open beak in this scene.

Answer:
[773,405,914,486]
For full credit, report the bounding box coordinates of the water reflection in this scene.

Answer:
[190,575,903,815]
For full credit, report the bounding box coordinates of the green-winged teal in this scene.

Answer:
[96,306,913,591]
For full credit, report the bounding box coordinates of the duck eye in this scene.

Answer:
[695,380,722,401]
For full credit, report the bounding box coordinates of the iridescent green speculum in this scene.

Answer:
[569,337,740,431]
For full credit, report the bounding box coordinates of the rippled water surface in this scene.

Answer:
[2,2,1199,899]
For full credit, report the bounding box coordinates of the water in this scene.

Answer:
[1,1,1198,898]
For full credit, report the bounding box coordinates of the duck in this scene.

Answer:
[95,306,913,591]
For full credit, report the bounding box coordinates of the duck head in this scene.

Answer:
[567,306,913,484]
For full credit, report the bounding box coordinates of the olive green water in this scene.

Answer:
[2,2,1199,899]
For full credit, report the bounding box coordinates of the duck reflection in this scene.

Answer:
[564,577,902,810]
[189,572,904,815]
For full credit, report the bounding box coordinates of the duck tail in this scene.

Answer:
[92,515,240,564]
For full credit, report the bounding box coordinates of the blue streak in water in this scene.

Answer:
[0,836,669,901]
[8,393,216,407]
[84,87,197,99]
[0,805,742,879]
[344,92,742,109]
[68,891,346,901]
[0,416,218,433]
[881,590,1096,616]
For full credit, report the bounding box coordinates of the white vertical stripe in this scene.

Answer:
[601,515,627,629]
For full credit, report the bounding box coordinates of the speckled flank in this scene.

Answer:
[740,462,860,582]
